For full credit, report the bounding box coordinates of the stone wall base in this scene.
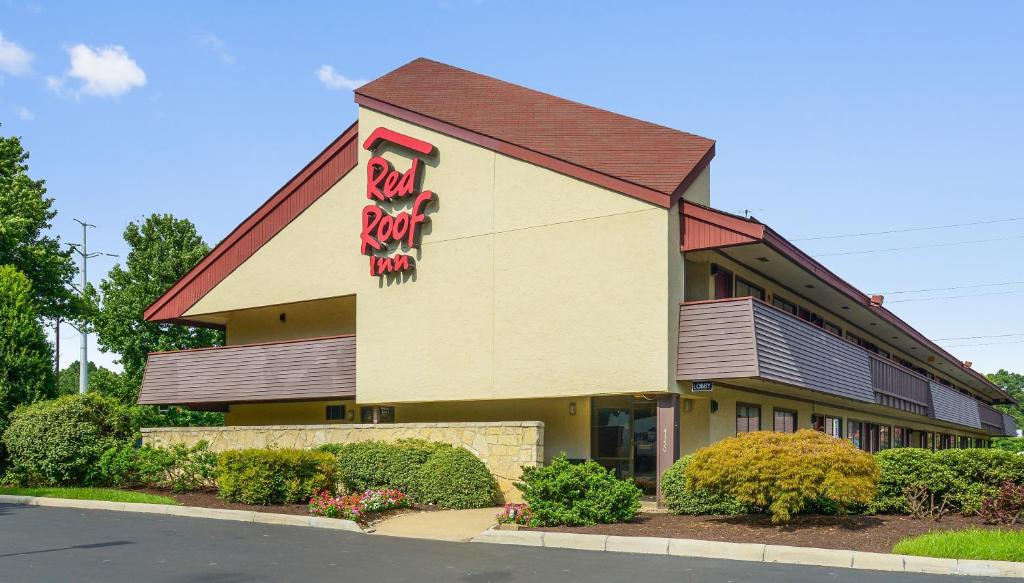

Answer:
[141,422,544,502]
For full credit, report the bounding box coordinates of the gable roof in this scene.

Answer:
[355,58,715,208]
[144,122,359,325]
[680,201,1012,403]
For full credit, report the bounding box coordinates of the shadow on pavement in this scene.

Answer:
[0,540,133,558]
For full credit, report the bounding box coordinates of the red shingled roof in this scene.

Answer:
[355,58,715,208]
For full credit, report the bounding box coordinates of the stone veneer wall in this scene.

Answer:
[141,421,544,502]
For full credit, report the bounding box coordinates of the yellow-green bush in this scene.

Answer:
[686,430,879,523]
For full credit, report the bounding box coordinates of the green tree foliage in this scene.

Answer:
[0,265,55,443]
[90,214,224,402]
[0,130,77,320]
[686,430,879,523]
[987,369,1024,426]
[57,360,128,400]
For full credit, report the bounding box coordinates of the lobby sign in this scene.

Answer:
[360,127,436,277]
[692,381,713,392]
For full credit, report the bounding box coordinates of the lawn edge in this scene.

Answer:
[471,528,1024,578]
[0,494,363,533]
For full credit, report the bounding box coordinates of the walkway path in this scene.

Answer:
[370,507,500,541]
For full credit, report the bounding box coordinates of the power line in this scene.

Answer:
[887,289,1024,303]
[813,234,1024,258]
[876,280,1024,295]
[941,339,1024,348]
[933,332,1024,341]
[793,216,1024,242]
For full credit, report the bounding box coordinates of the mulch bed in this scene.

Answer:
[130,488,435,526]
[528,513,1024,554]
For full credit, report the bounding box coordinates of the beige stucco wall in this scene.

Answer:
[679,383,993,455]
[142,421,543,502]
[185,107,689,403]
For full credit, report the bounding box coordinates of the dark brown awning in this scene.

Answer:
[138,335,355,406]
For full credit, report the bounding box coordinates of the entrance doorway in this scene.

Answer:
[590,396,658,492]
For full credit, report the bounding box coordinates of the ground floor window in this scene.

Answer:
[812,414,842,438]
[360,406,395,424]
[879,425,891,450]
[848,419,863,449]
[893,426,904,447]
[773,408,797,432]
[590,396,657,490]
[736,403,761,433]
[325,405,346,421]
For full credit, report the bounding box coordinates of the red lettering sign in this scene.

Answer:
[360,127,436,277]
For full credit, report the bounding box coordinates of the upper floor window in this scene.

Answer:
[773,295,798,316]
[823,321,843,337]
[736,403,761,433]
[735,277,765,301]
[799,307,824,327]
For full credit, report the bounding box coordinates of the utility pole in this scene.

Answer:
[69,219,117,395]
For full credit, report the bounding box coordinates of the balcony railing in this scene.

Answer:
[677,298,1012,435]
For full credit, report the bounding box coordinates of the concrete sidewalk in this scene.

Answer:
[370,507,499,541]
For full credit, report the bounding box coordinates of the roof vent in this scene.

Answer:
[870,294,884,306]
[963,360,973,369]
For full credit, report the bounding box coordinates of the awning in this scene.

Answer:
[138,335,355,407]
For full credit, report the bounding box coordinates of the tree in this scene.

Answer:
[57,360,131,402]
[89,214,224,403]
[988,369,1024,426]
[0,129,78,321]
[0,265,55,441]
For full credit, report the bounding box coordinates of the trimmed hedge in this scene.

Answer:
[98,441,218,492]
[686,430,879,523]
[516,455,641,526]
[217,449,337,505]
[319,439,498,508]
[413,446,499,509]
[1,393,136,486]
[660,455,750,515]
[872,447,1024,514]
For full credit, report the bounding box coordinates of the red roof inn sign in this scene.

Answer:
[360,127,436,277]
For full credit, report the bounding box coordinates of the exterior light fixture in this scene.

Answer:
[683,399,693,413]
[805,284,815,289]
[756,257,770,263]
[569,402,577,416]
[279,313,287,322]
[710,400,719,413]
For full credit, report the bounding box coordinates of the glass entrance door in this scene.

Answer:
[591,397,658,493]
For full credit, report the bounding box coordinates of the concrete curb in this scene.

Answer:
[0,495,363,533]
[470,528,1024,578]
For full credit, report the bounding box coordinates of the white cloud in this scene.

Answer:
[0,32,33,76]
[16,106,33,120]
[49,44,147,98]
[198,33,235,64]
[316,65,366,90]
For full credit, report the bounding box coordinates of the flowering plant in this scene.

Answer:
[496,503,531,525]
[308,488,411,521]
[359,489,410,513]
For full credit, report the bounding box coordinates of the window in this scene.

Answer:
[325,405,346,421]
[360,406,396,424]
[893,426,905,448]
[848,420,863,449]
[846,331,879,354]
[773,409,797,433]
[812,414,842,438]
[711,264,733,300]
[736,403,761,434]
[773,296,798,316]
[823,321,842,337]
[879,425,891,450]
[799,307,824,327]
[735,277,765,301]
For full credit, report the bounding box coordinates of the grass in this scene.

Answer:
[892,528,1024,562]
[0,486,178,505]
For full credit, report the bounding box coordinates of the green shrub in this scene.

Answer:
[661,455,750,515]
[99,441,218,492]
[2,393,136,486]
[412,446,498,509]
[993,437,1024,454]
[217,449,336,505]
[687,430,879,523]
[516,455,641,526]
[871,448,1024,515]
[322,439,447,493]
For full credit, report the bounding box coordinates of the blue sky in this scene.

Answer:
[2,1,1023,375]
